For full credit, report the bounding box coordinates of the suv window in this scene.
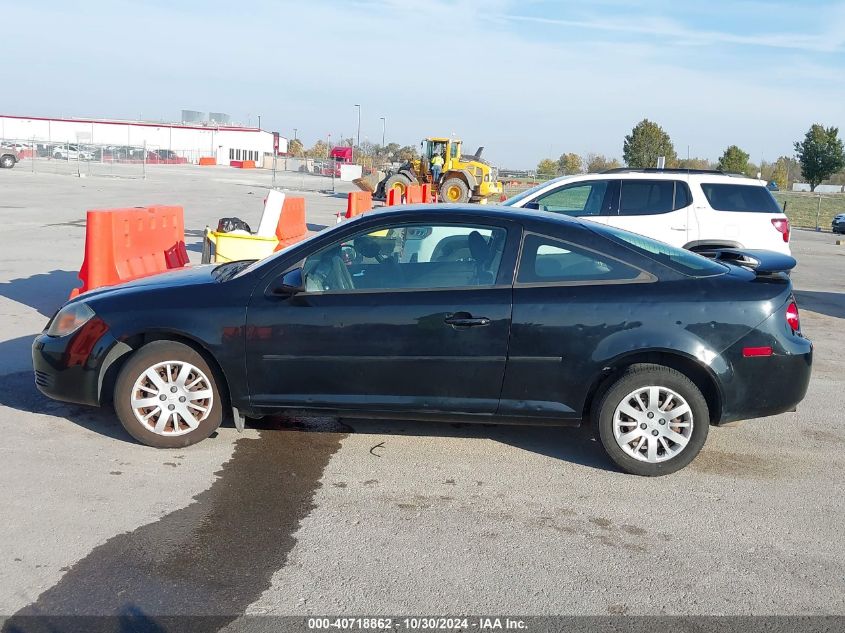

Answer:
[595,224,728,277]
[700,183,782,213]
[530,180,618,216]
[517,234,643,284]
[303,223,507,292]
[619,180,692,216]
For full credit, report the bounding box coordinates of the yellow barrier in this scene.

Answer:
[205,229,278,263]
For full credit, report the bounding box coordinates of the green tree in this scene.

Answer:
[537,158,558,177]
[288,138,304,157]
[584,153,621,173]
[769,157,790,190]
[304,140,330,158]
[556,152,582,175]
[677,157,712,170]
[717,145,750,174]
[622,119,677,168]
[794,124,845,191]
[397,145,419,162]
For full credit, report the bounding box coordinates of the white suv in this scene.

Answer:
[503,169,791,255]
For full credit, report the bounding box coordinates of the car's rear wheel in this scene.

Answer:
[594,364,709,476]
[0,155,15,169]
[114,341,223,448]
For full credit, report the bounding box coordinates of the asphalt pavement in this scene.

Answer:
[0,166,842,627]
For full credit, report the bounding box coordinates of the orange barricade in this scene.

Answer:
[69,206,189,298]
[275,197,308,250]
[230,160,256,169]
[346,191,373,218]
[421,183,438,203]
[386,188,402,206]
[405,184,424,204]
[198,157,216,166]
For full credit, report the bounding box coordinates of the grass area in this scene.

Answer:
[772,192,845,230]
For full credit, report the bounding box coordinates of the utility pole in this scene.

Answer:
[258,115,261,130]
[380,116,386,147]
[354,104,361,160]
[293,128,298,141]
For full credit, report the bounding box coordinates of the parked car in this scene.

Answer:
[32,205,812,475]
[0,145,20,168]
[832,213,845,234]
[504,169,792,255]
[52,144,94,161]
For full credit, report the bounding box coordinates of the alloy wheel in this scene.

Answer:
[612,385,694,463]
[130,360,214,436]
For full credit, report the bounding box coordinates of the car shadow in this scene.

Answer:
[794,290,845,319]
[251,413,618,473]
[0,270,79,317]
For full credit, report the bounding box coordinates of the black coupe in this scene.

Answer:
[33,205,812,475]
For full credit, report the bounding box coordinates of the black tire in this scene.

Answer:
[384,173,412,197]
[594,363,709,476]
[439,177,470,203]
[114,340,223,448]
[0,155,14,169]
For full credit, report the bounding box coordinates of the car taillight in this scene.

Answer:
[786,301,800,332]
[772,218,790,242]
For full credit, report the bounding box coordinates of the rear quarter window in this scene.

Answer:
[700,183,783,213]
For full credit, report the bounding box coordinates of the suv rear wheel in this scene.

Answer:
[594,364,709,476]
[0,155,15,168]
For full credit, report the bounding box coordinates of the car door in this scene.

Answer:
[519,179,619,226]
[608,179,693,247]
[498,229,654,420]
[245,218,519,415]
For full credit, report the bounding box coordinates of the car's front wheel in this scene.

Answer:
[114,340,223,448]
[595,364,709,476]
[0,155,15,168]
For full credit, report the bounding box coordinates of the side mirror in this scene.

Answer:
[523,201,541,210]
[270,267,304,296]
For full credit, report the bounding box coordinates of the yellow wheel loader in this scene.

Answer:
[373,137,503,204]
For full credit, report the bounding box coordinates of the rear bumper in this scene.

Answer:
[717,330,812,424]
[32,326,126,407]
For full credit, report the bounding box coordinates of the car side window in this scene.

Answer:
[517,234,643,284]
[302,223,508,293]
[618,180,692,216]
[531,180,618,216]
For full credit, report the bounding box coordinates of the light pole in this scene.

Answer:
[293,128,298,141]
[354,104,361,160]
[380,116,386,147]
[258,114,261,130]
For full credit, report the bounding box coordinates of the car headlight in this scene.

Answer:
[47,303,95,337]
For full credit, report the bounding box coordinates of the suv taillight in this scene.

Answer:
[772,218,790,242]
[786,300,800,332]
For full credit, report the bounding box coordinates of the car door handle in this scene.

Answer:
[445,314,491,328]
[670,226,687,230]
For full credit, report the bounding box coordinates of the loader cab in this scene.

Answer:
[422,137,456,173]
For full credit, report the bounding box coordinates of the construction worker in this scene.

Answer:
[430,151,444,184]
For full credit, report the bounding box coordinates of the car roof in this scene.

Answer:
[529,171,766,187]
[359,203,584,228]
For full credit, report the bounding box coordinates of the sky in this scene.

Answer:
[2,0,844,168]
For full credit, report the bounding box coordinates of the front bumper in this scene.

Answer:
[32,324,125,407]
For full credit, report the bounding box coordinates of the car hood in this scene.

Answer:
[68,264,235,304]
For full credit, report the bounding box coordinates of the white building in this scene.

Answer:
[0,114,287,167]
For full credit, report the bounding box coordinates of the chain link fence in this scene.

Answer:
[269,156,378,193]
[772,191,845,231]
[1,138,220,178]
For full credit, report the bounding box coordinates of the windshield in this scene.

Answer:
[501,176,577,207]
[232,229,329,279]
[591,224,728,278]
